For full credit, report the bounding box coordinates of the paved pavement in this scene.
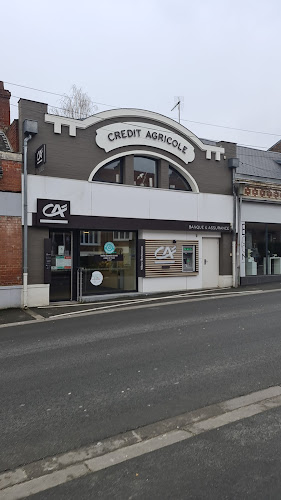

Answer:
[1,281,281,326]
[2,284,281,498]
[27,407,281,500]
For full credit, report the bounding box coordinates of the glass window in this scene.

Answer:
[79,230,136,295]
[134,157,157,187]
[245,223,281,276]
[169,166,192,191]
[93,159,122,184]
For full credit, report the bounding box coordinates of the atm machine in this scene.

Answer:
[182,245,196,272]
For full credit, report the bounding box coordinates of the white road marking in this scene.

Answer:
[1,385,281,498]
[48,289,267,319]
[37,287,232,308]
[25,309,44,321]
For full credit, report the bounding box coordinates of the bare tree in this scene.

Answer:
[50,85,97,119]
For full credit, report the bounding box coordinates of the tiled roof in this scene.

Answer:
[0,130,12,152]
[236,146,281,183]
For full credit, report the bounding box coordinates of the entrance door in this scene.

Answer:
[202,238,219,288]
[50,231,72,301]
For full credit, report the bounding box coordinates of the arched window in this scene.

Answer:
[168,166,192,191]
[93,158,122,184]
[91,155,197,192]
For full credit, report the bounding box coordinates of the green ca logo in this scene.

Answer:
[104,242,115,254]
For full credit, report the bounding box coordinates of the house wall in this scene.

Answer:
[0,152,22,308]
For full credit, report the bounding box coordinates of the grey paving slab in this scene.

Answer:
[29,406,281,500]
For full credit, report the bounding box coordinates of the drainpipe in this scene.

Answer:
[22,120,38,308]
[23,134,32,308]
[228,158,239,288]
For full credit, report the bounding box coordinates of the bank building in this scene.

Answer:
[1,83,250,307]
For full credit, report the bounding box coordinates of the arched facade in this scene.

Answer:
[18,102,234,306]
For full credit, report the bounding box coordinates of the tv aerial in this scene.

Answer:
[171,96,184,124]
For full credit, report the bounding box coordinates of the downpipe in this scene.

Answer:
[23,134,32,309]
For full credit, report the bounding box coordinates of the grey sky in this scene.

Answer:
[3,0,281,149]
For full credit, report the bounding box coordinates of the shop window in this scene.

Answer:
[113,231,133,241]
[245,223,281,276]
[79,230,137,295]
[80,231,100,246]
[169,166,192,191]
[134,157,157,188]
[93,159,122,184]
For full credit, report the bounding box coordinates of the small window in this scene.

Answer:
[93,159,122,184]
[134,157,157,188]
[169,166,192,191]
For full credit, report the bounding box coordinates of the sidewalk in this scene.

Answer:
[1,281,281,327]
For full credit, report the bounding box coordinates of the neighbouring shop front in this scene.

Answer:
[244,223,281,277]
[239,185,281,284]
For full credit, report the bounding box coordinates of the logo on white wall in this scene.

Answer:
[96,122,195,165]
[154,246,176,264]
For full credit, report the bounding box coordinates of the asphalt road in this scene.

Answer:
[2,288,281,496]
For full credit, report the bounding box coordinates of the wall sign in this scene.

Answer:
[44,238,52,284]
[145,240,199,278]
[138,239,145,277]
[96,122,195,165]
[35,144,46,169]
[187,222,231,232]
[36,199,70,226]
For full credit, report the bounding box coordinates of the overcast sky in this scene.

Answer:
[3,0,281,149]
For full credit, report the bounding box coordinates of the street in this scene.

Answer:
[2,287,281,498]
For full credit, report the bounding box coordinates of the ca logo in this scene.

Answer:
[154,245,176,264]
[43,203,68,218]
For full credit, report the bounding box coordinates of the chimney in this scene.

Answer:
[0,81,11,130]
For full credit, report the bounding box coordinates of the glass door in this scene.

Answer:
[50,231,72,301]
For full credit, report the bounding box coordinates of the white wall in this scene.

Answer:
[138,230,223,293]
[27,175,233,224]
[0,286,22,309]
[241,201,281,224]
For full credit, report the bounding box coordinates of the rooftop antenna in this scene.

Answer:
[171,96,184,124]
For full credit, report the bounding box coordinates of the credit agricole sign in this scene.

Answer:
[96,122,195,164]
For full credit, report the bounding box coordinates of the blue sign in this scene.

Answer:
[104,242,115,254]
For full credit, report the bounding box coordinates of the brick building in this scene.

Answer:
[0,82,22,308]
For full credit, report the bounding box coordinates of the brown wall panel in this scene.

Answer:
[145,240,199,278]
[27,227,49,284]
[219,233,232,275]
